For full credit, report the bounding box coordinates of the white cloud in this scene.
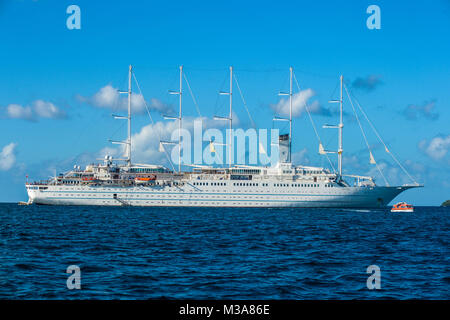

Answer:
[4,100,66,121]
[7,104,33,120]
[131,120,180,164]
[91,85,118,108]
[0,143,17,171]
[271,88,334,118]
[81,85,173,115]
[292,148,310,165]
[272,89,315,117]
[419,135,450,160]
[32,100,66,119]
[97,146,121,159]
[149,98,173,114]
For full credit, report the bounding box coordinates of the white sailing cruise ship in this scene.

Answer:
[25,66,421,207]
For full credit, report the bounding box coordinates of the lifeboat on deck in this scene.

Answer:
[391,202,414,213]
[135,175,156,183]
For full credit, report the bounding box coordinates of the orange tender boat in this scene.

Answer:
[135,175,156,183]
[391,202,414,213]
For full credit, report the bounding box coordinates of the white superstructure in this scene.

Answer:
[25,65,421,208]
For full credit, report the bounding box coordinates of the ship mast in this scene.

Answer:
[215,66,233,168]
[228,66,233,168]
[177,65,183,172]
[338,74,343,178]
[323,74,344,179]
[127,64,132,167]
[274,66,293,163]
[289,66,293,163]
[166,65,183,172]
[111,65,133,166]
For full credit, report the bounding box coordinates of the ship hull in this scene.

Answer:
[26,184,414,208]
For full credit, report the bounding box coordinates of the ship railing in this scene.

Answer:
[341,174,376,187]
[27,180,53,186]
[342,174,373,181]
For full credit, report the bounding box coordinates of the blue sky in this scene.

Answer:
[0,0,449,205]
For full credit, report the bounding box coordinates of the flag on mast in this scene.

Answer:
[369,151,376,164]
[319,143,326,155]
[158,142,165,152]
[209,140,216,153]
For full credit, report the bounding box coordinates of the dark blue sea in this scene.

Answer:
[0,203,448,299]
